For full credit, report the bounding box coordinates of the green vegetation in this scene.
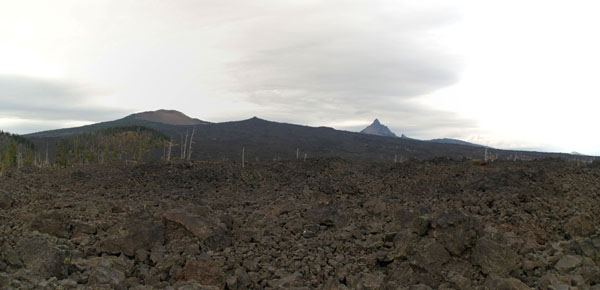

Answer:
[54,126,169,167]
[1,126,171,172]
[0,130,36,173]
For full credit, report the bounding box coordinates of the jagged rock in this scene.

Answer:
[100,220,164,256]
[364,199,387,216]
[0,190,12,209]
[3,248,22,267]
[73,256,135,278]
[58,278,78,289]
[388,209,429,236]
[268,200,295,217]
[538,273,574,290]
[448,272,472,290]
[268,272,302,288]
[411,238,450,271]
[567,214,595,238]
[15,233,71,279]
[431,210,478,256]
[409,284,433,290]
[305,203,349,228]
[234,267,251,288]
[30,210,71,238]
[204,229,232,251]
[323,277,350,290]
[163,209,215,239]
[88,262,126,290]
[71,220,97,235]
[483,274,530,290]
[555,255,582,273]
[358,272,385,289]
[384,230,420,263]
[0,273,9,289]
[177,259,225,289]
[471,237,519,276]
[345,272,385,290]
[581,262,600,284]
[408,238,450,286]
[174,280,221,290]
[3,157,600,289]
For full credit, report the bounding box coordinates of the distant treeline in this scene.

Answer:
[0,126,170,172]
[54,126,169,167]
[0,130,36,171]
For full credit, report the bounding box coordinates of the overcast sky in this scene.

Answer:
[1,0,599,155]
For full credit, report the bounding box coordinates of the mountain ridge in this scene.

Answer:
[23,109,594,162]
[25,110,208,138]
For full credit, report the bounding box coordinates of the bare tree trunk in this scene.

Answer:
[242,147,245,168]
[187,127,195,160]
[180,135,184,159]
[296,148,299,159]
[17,149,23,169]
[304,153,307,161]
[182,129,189,160]
[167,138,172,162]
[45,142,49,167]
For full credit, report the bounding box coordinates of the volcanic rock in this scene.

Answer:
[15,233,71,279]
[555,255,582,273]
[483,274,530,290]
[567,214,595,238]
[471,237,519,276]
[177,259,226,289]
[100,220,164,256]
[30,210,71,238]
[431,210,478,256]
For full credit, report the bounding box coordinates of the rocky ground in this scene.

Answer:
[0,158,599,289]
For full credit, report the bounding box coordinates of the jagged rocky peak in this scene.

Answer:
[360,119,397,137]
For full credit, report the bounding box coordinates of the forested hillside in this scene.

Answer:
[53,126,169,167]
[1,126,171,172]
[0,131,36,173]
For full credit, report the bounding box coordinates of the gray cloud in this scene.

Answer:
[0,1,473,139]
[224,1,466,136]
[0,75,129,132]
[232,38,457,101]
[247,95,477,141]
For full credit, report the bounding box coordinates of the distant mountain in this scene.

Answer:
[130,109,205,125]
[360,119,397,137]
[428,138,484,148]
[23,109,593,163]
[25,109,209,138]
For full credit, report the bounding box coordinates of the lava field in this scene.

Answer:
[1,158,599,289]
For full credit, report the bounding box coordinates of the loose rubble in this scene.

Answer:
[0,158,599,289]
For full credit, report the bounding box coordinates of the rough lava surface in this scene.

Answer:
[1,158,600,289]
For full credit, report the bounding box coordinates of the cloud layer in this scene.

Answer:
[0,75,128,133]
[221,1,467,136]
[0,1,471,139]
